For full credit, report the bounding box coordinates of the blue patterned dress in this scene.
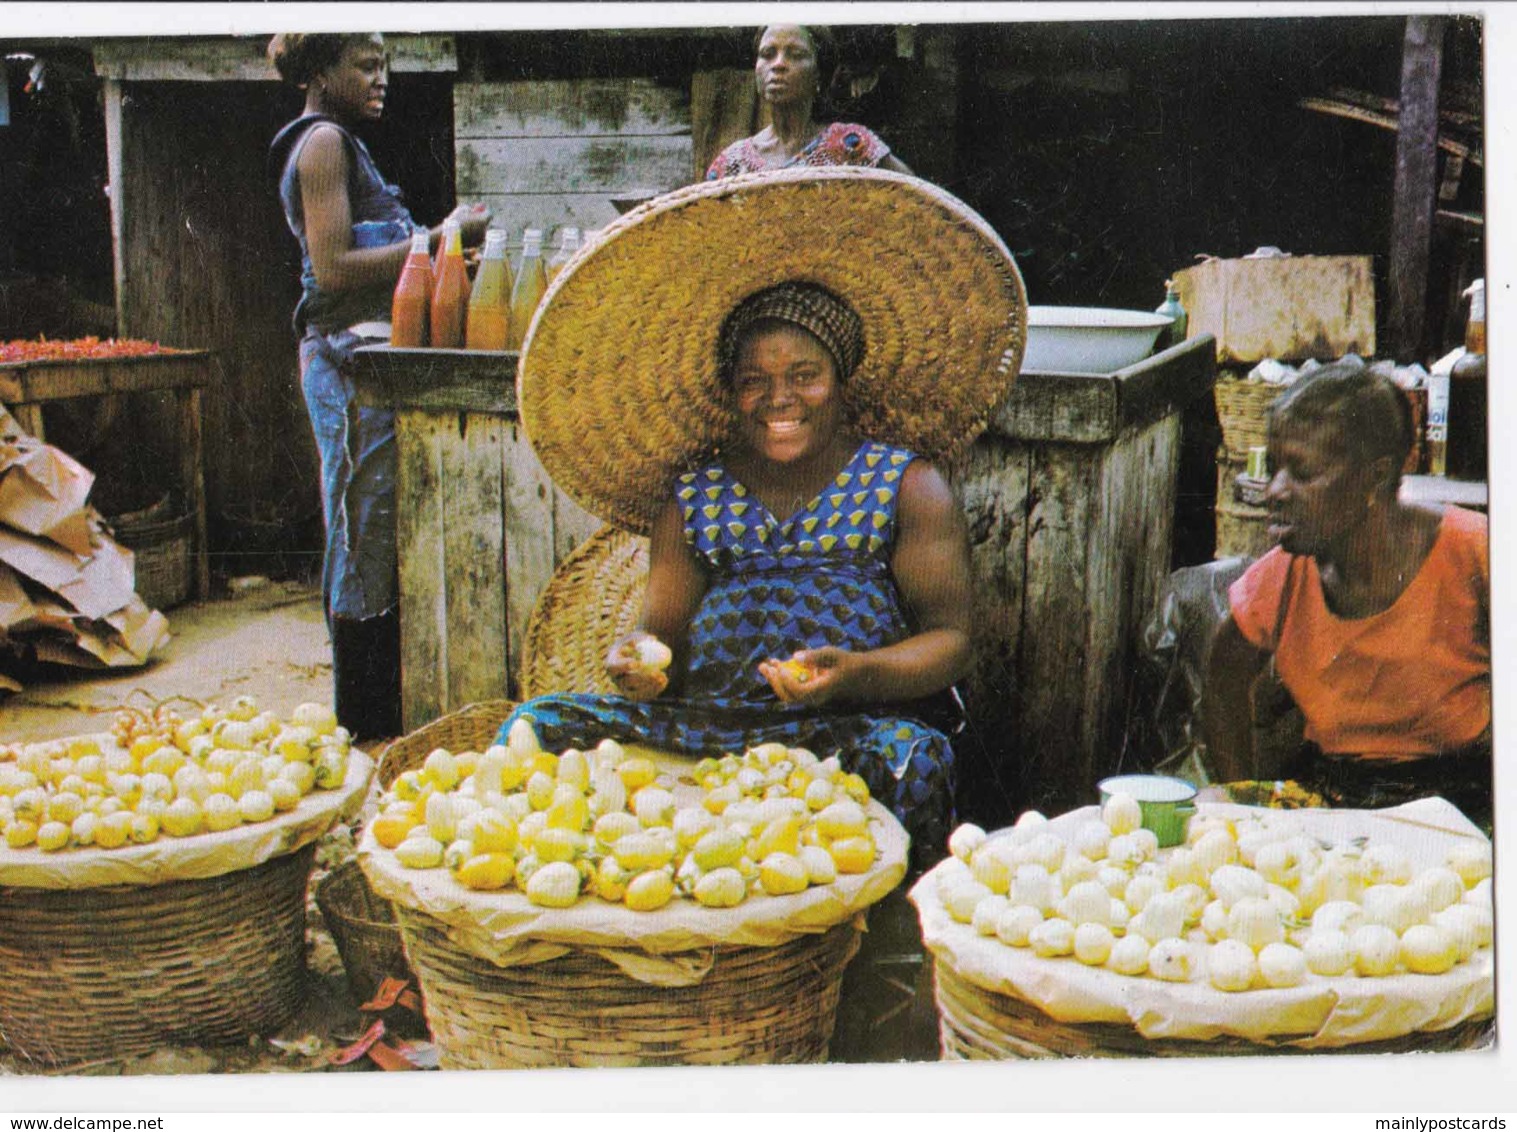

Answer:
[499,441,957,861]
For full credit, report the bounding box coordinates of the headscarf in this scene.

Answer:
[717,282,866,382]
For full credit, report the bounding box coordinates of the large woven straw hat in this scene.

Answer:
[518,166,1027,535]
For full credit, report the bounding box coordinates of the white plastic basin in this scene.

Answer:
[1023,306,1173,374]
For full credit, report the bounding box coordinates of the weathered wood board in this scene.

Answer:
[92,35,457,82]
[456,79,694,251]
[1172,256,1375,364]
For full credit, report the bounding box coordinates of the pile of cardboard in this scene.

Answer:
[0,404,170,691]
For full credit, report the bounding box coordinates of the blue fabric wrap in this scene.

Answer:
[499,441,959,858]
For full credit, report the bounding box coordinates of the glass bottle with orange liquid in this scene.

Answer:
[390,229,433,348]
[430,219,469,349]
[507,228,547,352]
[465,229,513,352]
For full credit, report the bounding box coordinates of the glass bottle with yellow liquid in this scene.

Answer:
[545,226,582,285]
[507,228,547,352]
[465,229,513,351]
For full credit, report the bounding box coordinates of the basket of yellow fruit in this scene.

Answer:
[913,795,1494,1059]
[0,696,372,1066]
[360,700,907,1069]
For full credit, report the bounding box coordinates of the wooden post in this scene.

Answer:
[1387,15,1446,362]
[102,78,126,334]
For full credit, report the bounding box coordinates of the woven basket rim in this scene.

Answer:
[518,167,1028,535]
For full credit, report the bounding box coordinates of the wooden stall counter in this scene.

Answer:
[350,336,1217,816]
[0,350,213,601]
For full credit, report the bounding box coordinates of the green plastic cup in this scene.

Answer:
[1097,774,1198,848]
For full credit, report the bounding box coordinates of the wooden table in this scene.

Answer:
[350,336,1217,819]
[0,351,212,600]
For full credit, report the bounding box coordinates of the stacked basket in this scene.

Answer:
[1213,375,1278,560]
[371,702,880,1069]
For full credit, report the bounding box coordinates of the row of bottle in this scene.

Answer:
[1425,278,1486,481]
[390,225,584,351]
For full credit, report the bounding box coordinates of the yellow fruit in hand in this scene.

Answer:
[828,836,875,875]
[526,860,582,907]
[693,867,747,908]
[163,798,205,838]
[759,852,809,896]
[457,853,514,891]
[625,868,675,912]
[36,820,70,852]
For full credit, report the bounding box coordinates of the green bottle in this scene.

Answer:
[1155,280,1188,349]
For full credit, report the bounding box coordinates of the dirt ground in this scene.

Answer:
[4,578,333,747]
[0,579,942,1074]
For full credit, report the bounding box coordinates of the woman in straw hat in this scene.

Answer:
[706,24,913,180]
[505,168,1025,870]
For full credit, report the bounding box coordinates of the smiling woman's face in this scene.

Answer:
[729,322,844,467]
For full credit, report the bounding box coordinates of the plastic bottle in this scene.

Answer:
[1155,280,1188,350]
[390,229,433,348]
[545,227,582,285]
[1448,278,1487,481]
[429,219,469,349]
[465,229,513,351]
[507,228,548,352]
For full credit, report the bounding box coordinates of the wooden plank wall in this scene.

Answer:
[455,79,694,252]
[109,80,317,563]
[394,406,600,729]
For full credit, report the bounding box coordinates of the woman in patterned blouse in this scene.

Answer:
[705,25,914,180]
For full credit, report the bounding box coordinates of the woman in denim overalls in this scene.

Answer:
[268,33,491,739]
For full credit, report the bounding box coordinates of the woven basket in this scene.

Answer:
[519,525,649,700]
[934,960,1493,1060]
[113,508,194,611]
[1214,458,1273,560]
[0,843,313,1067]
[314,858,416,1006]
[1214,376,1281,462]
[400,907,860,1069]
[375,700,869,1068]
